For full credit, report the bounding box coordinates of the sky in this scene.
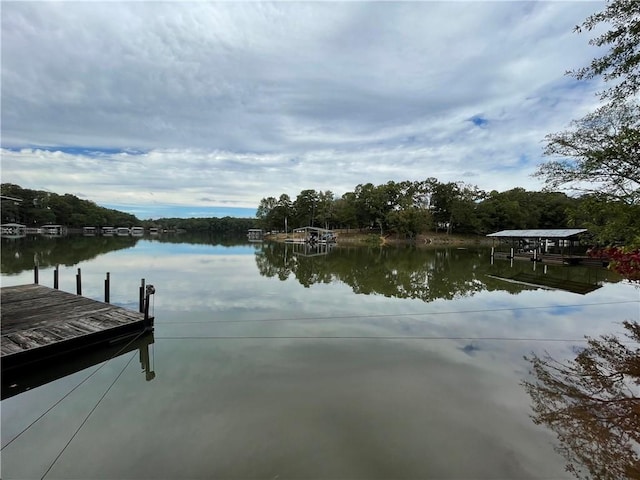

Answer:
[1,1,608,220]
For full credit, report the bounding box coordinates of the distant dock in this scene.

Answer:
[1,284,154,371]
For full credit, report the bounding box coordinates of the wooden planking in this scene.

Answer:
[1,284,148,361]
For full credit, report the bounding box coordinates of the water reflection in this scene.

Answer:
[523,321,640,479]
[255,242,620,300]
[1,332,155,400]
[1,234,140,274]
[1,233,262,276]
[1,236,638,479]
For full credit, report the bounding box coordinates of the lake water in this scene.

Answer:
[1,234,638,479]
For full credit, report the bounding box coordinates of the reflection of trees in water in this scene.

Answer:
[523,321,640,480]
[255,243,622,302]
[1,235,139,274]
[255,244,569,301]
[146,232,248,246]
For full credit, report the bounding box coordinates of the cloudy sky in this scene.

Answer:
[1,1,607,219]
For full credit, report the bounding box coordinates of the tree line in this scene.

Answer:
[0,183,256,236]
[1,183,139,228]
[256,180,639,245]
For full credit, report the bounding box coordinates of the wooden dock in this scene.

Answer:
[1,284,153,371]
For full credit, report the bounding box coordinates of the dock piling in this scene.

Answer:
[139,278,146,313]
[34,265,39,284]
[143,284,155,331]
[54,265,59,289]
[104,272,110,303]
[76,268,82,295]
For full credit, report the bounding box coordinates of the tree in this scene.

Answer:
[293,189,319,228]
[428,180,483,234]
[275,194,293,233]
[386,208,431,240]
[523,321,640,480]
[535,0,640,246]
[568,194,640,245]
[536,102,640,205]
[570,0,640,103]
[354,183,388,233]
[316,190,335,229]
[334,192,358,230]
[256,197,277,228]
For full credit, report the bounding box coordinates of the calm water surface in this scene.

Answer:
[1,234,638,479]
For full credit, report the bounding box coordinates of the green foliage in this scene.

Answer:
[148,216,256,235]
[535,0,640,247]
[570,0,640,102]
[258,182,589,239]
[386,208,432,240]
[363,234,383,246]
[537,102,640,204]
[476,189,577,232]
[568,194,640,245]
[1,183,139,227]
[1,184,257,235]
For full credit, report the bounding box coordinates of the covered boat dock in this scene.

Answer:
[486,229,607,266]
[285,226,337,245]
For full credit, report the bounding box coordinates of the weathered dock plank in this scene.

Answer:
[1,284,153,370]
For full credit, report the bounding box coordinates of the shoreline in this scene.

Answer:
[265,230,494,247]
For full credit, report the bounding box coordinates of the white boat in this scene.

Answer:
[131,226,145,236]
[116,227,131,236]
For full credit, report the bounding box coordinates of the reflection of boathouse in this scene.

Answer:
[41,224,66,236]
[1,223,26,238]
[247,229,264,241]
[487,229,605,266]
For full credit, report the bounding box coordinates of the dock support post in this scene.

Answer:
[104,272,110,303]
[34,265,39,284]
[54,265,59,289]
[143,284,155,331]
[76,268,82,295]
[139,278,146,313]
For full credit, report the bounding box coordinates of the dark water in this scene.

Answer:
[1,234,638,479]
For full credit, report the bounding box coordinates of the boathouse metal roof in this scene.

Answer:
[486,229,588,238]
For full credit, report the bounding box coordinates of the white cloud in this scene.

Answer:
[1,1,608,216]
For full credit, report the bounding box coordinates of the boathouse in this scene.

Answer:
[286,226,337,245]
[486,229,604,265]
